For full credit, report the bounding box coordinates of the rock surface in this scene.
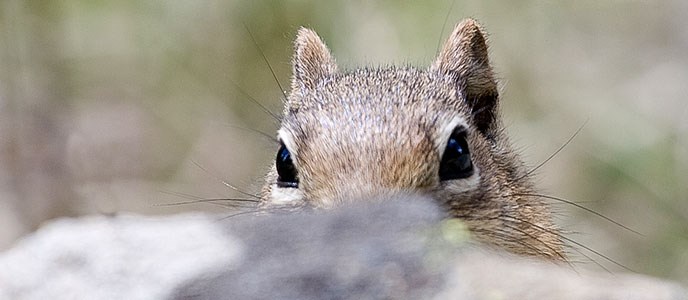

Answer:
[0,214,240,300]
[0,197,686,300]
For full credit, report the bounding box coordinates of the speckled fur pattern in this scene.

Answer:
[260,19,566,261]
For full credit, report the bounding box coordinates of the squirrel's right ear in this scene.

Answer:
[290,27,337,96]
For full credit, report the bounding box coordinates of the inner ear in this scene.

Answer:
[467,92,498,135]
[431,19,499,135]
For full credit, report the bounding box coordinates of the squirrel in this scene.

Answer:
[257,19,566,261]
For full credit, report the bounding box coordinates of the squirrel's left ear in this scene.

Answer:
[290,27,337,98]
[431,19,499,135]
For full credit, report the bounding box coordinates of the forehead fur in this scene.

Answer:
[280,67,475,198]
[283,67,473,144]
[289,19,499,135]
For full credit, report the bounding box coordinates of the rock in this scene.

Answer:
[0,214,240,300]
[0,196,685,300]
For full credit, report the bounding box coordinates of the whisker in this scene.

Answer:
[243,23,288,101]
[500,216,609,272]
[498,221,570,263]
[215,205,297,221]
[471,227,549,259]
[156,190,259,209]
[217,209,259,220]
[513,216,632,272]
[228,79,281,122]
[159,190,259,203]
[568,247,611,273]
[435,0,457,55]
[159,189,205,200]
[213,202,255,209]
[559,236,616,273]
[191,159,261,200]
[513,192,642,236]
[503,219,607,275]
[458,216,566,261]
[156,198,259,206]
[517,119,588,183]
[215,122,279,144]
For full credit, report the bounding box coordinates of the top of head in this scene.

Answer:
[261,19,565,261]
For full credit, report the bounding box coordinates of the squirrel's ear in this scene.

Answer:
[291,27,337,95]
[431,19,499,135]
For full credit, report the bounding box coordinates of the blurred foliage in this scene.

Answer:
[1,0,687,282]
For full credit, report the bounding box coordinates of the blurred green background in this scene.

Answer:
[1,0,686,282]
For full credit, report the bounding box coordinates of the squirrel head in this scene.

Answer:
[261,19,565,261]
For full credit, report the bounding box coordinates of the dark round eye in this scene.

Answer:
[276,143,299,188]
[439,127,474,181]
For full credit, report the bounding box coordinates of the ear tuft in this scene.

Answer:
[432,19,499,134]
[291,27,337,95]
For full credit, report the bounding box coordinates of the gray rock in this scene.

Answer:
[175,195,451,300]
[0,196,685,300]
[0,214,241,300]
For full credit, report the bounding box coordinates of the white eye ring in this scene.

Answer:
[277,128,299,158]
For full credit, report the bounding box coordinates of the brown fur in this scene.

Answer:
[260,19,566,261]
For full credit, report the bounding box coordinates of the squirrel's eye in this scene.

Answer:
[276,143,299,188]
[439,128,474,181]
